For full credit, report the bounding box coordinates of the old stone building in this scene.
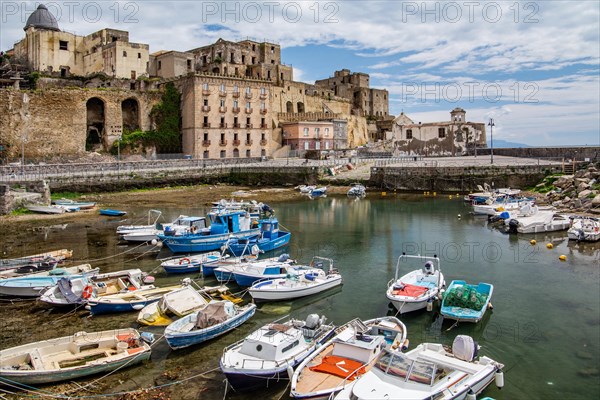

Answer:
[391,108,486,156]
[282,121,335,155]
[315,69,389,118]
[149,51,195,79]
[13,5,149,80]
[175,74,273,159]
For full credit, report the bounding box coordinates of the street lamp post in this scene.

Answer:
[488,118,495,165]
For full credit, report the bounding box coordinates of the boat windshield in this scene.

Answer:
[374,350,435,386]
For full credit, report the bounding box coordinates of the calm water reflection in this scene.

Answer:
[1,195,599,399]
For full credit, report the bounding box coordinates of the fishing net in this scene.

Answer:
[443,284,487,311]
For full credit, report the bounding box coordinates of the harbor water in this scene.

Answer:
[1,194,599,399]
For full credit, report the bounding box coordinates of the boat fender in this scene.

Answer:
[426,299,433,312]
[82,285,94,299]
[466,390,476,400]
[182,277,192,286]
[402,338,409,351]
[495,370,504,389]
[286,365,294,381]
[140,332,156,344]
[179,258,191,265]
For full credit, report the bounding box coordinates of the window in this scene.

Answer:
[203,150,209,159]
[123,51,127,57]
[271,46,275,53]
[203,116,208,124]
[203,99,208,106]
[230,52,234,63]
[233,100,239,108]
[220,99,225,107]
[438,128,446,138]
[315,141,320,150]
[246,102,251,109]
[246,87,251,94]
[246,133,251,141]
[315,128,320,138]
[220,150,226,158]
[260,101,266,110]
[303,128,309,137]
[202,55,207,64]
[246,149,251,158]
[260,87,266,94]
[220,84,225,92]
[241,55,245,63]
[282,340,299,353]
[203,82,209,90]
[187,59,192,69]
[234,85,239,93]
[59,40,68,50]
[324,128,329,137]
[158,61,162,70]
[252,57,256,64]
[261,133,265,141]
[220,133,225,142]
[304,142,309,150]
[325,141,330,149]
[203,133,208,141]
[234,133,238,141]
[406,129,413,140]
[138,53,141,59]
[252,44,256,51]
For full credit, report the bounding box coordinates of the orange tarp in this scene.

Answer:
[309,356,366,380]
[391,283,429,298]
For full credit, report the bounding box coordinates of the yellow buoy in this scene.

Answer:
[559,255,567,262]
[530,239,537,246]
[381,192,387,197]
[546,243,554,249]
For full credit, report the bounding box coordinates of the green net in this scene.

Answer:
[443,285,488,311]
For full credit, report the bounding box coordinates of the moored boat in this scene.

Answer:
[214,254,296,285]
[440,280,493,323]
[290,316,408,400]
[53,198,96,209]
[25,205,67,214]
[308,187,328,199]
[220,313,337,392]
[99,209,127,216]
[567,216,600,242]
[0,328,153,385]
[86,284,183,315]
[226,218,291,257]
[0,266,99,297]
[248,257,342,302]
[160,251,223,274]
[347,183,366,198]
[507,210,570,234]
[386,254,445,314]
[334,335,505,400]
[164,301,257,350]
[0,249,73,269]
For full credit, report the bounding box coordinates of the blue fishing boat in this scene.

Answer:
[160,252,223,274]
[100,209,127,216]
[0,267,99,297]
[86,285,182,315]
[308,187,327,199]
[441,280,494,323]
[213,255,295,285]
[158,209,261,253]
[226,218,291,257]
[164,301,256,350]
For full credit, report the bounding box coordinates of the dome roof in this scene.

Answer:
[24,4,60,31]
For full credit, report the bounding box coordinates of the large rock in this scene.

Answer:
[578,182,590,192]
[554,175,574,188]
[592,194,600,206]
[578,189,593,199]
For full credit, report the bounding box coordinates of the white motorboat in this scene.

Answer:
[334,335,504,400]
[347,183,366,198]
[386,254,445,314]
[0,328,153,385]
[0,263,92,281]
[0,266,99,297]
[86,284,183,315]
[25,205,67,214]
[119,215,205,243]
[567,217,600,242]
[296,185,316,194]
[290,316,408,400]
[39,268,154,307]
[507,210,571,234]
[116,209,162,235]
[220,313,336,392]
[472,197,532,216]
[248,257,342,301]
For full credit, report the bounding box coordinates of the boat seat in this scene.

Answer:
[29,349,44,370]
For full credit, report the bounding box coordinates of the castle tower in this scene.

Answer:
[450,107,466,123]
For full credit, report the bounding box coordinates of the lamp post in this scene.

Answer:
[488,118,495,165]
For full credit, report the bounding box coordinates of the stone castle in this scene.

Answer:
[0,4,483,161]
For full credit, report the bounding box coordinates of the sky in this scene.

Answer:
[1,0,599,146]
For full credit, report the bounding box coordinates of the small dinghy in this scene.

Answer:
[0,249,73,269]
[100,209,127,216]
[567,216,600,242]
[39,269,154,307]
[440,280,493,323]
[0,266,99,297]
[386,254,445,314]
[347,183,366,199]
[308,187,328,199]
[0,328,153,385]
[161,252,223,274]
[164,301,257,350]
[220,313,336,392]
[53,199,96,209]
[290,316,408,400]
[334,335,504,400]
[214,254,296,285]
[86,284,182,315]
[137,282,230,326]
[248,257,342,302]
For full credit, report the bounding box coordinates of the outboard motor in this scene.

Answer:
[304,314,320,329]
[452,335,479,362]
[508,219,519,234]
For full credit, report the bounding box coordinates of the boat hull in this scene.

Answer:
[165,304,256,350]
[440,281,493,323]
[228,231,291,257]
[160,230,260,253]
[249,275,342,301]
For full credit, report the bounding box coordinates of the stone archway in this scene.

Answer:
[286,101,293,113]
[297,102,305,113]
[86,97,105,151]
[121,98,140,132]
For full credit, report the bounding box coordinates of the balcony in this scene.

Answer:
[260,139,267,146]
[219,140,228,147]
[245,123,253,129]
[202,89,210,96]
[245,108,253,114]
[219,123,227,129]
[232,139,241,146]
[232,91,240,98]
[245,92,252,99]
[259,108,267,114]
[202,105,211,112]
[202,140,211,147]
[232,107,241,113]
[260,123,268,129]
[245,140,253,146]
[233,123,241,129]
[202,123,211,128]
[260,93,268,100]
[219,91,227,97]
[219,106,227,113]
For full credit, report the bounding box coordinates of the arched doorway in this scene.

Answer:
[121,98,140,132]
[86,97,105,151]
[297,102,305,113]
[233,148,240,158]
[286,101,293,113]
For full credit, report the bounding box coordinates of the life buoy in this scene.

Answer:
[191,226,198,233]
[82,285,94,299]
[179,257,191,265]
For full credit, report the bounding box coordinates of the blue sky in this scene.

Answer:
[1,1,599,146]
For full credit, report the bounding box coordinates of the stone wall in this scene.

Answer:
[475,147,600,161]
[0,88,162,160]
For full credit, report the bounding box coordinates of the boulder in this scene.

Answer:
[592,194,600,206]
[554,175,574,188]
[578,182,590,192]
[578,189,593,199]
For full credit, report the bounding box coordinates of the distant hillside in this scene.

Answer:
[490,139,531,148]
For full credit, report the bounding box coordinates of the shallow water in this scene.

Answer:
[1,195,599,399]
